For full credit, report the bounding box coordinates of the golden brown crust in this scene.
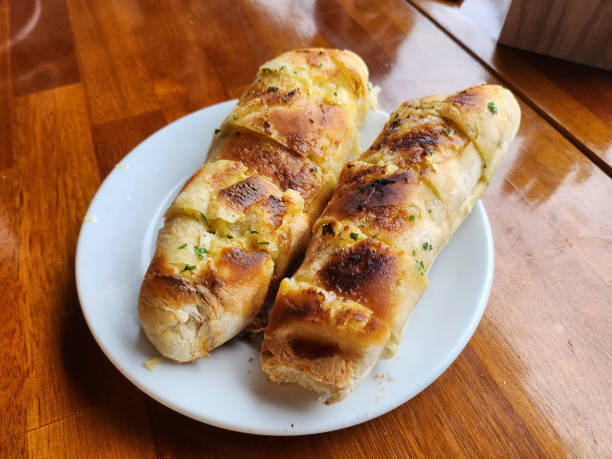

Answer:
[218,175,278,213]
[261,279,390,403]
[228,48,370,178]
[266,280,389,348]
[139,48,372,362]
[210,127,324,216]
[261,84,521,402]
[321,166,419,234]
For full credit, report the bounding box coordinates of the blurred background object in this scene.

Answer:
[498,0,612,71]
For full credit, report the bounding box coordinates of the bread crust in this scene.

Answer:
[139,49,372,361]
[261,84,520,402]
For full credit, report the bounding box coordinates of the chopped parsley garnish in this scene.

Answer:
[423,242,432,251]
[310,166,318,172]
[262,65,285,74]
[232,114,238,120]
[373,233,380,238]
[258,241,269,245]
[426,150,434,156]
[409,215,416,222]
[181,264,196,272]
[333,90,338,96]
[200,212,208,224]
[412,249,416,256]
[226,234,234,239]
[483,162,487,169]
[487,101,498,115]
[214,128,221,134]
[194,246,208,259]
[178,243,187,249]
[350,232,359,241]
[250,230,259,234]
[416,260,425,275]
[445,128,451,136]
[367,82,373,92]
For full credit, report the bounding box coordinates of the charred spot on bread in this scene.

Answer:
[267,286,328,331]
[445,87,485,109]
[363,114,468,173]
[325,169,416,223]
[289,337,341,359]
[142,268,221,309]
[146,253,177,277]
[267,104,346,158]
[265,195,287,228]
[214,129,321,206]
[321,222,335,236]
[317,239,398,317]
[219,247,270,275]
[211,247,273,301]
[219,176,272,212]
[371,124,446,165]
[265,87,300,105]
[247,85,302,105]
[338,163,388,185]
[179,160,244,193]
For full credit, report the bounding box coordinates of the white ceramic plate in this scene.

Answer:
[76,100,493,436]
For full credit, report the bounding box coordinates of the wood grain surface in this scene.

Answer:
[1,0,610,457]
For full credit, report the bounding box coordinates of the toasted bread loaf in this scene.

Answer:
[139,49,374,362]
[261,84,520,402]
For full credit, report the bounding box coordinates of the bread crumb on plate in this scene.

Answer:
[144,356,161,371]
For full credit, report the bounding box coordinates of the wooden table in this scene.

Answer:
[2,0,611,456]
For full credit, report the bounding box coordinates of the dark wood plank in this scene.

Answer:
[9,0,80,96]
